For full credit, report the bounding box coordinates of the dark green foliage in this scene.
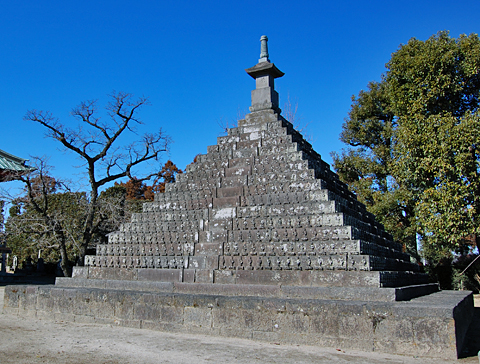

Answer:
[332,31,480,268]
[6,189,88,273]
[6,179,138,273]
[425,254,480,292]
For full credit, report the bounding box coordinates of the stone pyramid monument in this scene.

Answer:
[81,35,426,288]
[5,36,474,360]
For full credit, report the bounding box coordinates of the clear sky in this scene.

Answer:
[1,0,479,193]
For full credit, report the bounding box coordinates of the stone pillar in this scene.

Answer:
[259,35,269,62]
[0,245,10,274]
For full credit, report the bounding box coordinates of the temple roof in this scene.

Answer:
[0,149,34,182]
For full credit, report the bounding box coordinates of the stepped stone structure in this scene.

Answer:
[80,35,425,288]
[4,36,475,360]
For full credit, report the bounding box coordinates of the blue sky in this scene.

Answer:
[1,0,479,193]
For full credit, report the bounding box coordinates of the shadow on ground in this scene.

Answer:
[0,274,56,287]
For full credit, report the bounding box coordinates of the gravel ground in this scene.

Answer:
[1,287,479,364]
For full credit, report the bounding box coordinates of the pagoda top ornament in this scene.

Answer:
[245,36,284,113]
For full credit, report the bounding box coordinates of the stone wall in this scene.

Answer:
[3,283,473,360]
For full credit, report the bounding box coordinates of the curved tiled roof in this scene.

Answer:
[0,149,34,182]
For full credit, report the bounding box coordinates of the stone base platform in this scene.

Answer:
[3,280,473,360]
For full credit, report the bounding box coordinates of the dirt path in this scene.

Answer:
[0,287,478,364]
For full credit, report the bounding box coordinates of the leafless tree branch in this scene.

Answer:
[23,92,170,266]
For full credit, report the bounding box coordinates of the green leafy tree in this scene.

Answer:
[332,81,417,258]
[387,32,480,257]
[332,31,480,267]
[407,112,480,260]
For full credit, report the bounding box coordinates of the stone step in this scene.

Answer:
[54,277,440,302]
[131,209,208,223]
[185,150,305,175]
[119,220,200,232]
[153,186,382,241]
[217,268,428,287]
[143,199,213,212]
[92,250,414,272]
[108,231,199,245]
[106,237,400,262]
[208,138,303,159]
[223,238,406,260]
[108,220,405,259]
[217,128,288,147]
[73,264,427,288]
[84,255,189,269]
[97,242,196,256]
[233,212,346,229]
[219,254,419,272]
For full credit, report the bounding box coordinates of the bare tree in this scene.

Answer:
[0,200,4,233]
[0,199,5,246]
[216,107,248,136]
[25,92,170,268]
[3,158,81,276]
[283,94,312,142]
[217,117,237,136]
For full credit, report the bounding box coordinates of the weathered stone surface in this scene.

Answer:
[3,284,472,359]
[77,93,427,287]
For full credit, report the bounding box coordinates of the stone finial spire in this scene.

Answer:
[245,36,284,113]
[259,35,269,63]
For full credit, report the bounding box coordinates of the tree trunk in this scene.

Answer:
[79,187,99,266]
[57,229,71,277]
